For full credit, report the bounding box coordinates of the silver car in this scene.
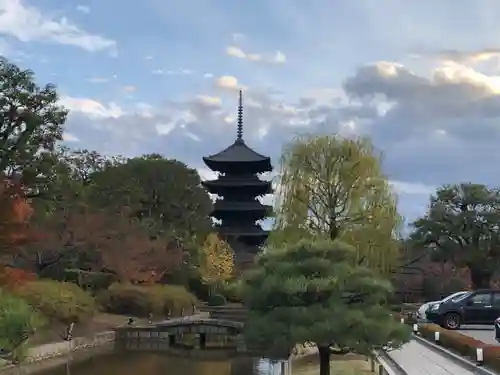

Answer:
[417,291,469,320]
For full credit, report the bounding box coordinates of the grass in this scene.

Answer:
[293,354,372,375]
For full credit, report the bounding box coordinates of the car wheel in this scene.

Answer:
[443,313,461,330]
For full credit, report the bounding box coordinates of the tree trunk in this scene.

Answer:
[469,267,492,289]
[318,345,330,375]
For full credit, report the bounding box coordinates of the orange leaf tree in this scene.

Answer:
[0,178,35,263]
[26,206,184,283]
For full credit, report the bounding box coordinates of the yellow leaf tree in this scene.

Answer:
[200,233,234,290]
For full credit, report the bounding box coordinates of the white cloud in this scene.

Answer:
[197,95,222,107]
[0,0,116,52]
[59,96,124,119]
[62,132,79,142]
[273,50,286,64]
[226,45,286,64]
[86,77,109,83]
[389,181,435,196]
[215,75,240,90]
[75,5,90,14]
[226,46,247,59]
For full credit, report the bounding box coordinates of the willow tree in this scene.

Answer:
[270,135,402,273]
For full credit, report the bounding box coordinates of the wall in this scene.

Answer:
[25,331,116,363]
[0,331,116,375]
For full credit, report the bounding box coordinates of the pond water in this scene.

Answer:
[38,352,290,375]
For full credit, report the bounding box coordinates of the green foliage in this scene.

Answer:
[242,240,411,357]
[97,283,198,317]
[207,293,227,306]
[13,280,96,324]
[272,134,401,274]
[63,269,116,292]
[0,58,66,190]
[221,280,244,303]
[0,289,45,362]
[87,154,213,238]
[411,183,500,288]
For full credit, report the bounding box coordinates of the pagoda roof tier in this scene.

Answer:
[203,140,272,173]
[202,177,272,195]
[212,200,271,213]
[216,224,267,235]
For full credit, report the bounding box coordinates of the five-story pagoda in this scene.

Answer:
[202,91,273,269]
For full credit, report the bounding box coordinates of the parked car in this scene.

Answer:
[495,317,500,343]
[417,291,469,320]
[426,289,500,330]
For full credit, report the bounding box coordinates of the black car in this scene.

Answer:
[426,289,500,330]
[495,317,500,342]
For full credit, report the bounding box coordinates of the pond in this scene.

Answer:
[37,351,290,375]
[34,350,371,375]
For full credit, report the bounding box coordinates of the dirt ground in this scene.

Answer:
[293,355,372,375]
[29,313,153,346]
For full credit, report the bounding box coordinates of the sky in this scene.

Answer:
[2,0,500,228]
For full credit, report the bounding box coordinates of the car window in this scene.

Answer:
[469,293,491,304]
[493,293,500,306]
[443,291,467,302]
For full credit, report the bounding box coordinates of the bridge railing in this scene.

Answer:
[371,350,407,375]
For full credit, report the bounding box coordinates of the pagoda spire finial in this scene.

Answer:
[237,90,243,141]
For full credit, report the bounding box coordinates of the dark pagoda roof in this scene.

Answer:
[202,90,272,173]
[202,176,272,195]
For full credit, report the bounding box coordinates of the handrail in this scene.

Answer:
[372,349,408,375]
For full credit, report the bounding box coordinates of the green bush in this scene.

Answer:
[63,269,116,293]
[0,289,45,362]
[97,283,198,317]
[13,280,97,324]
[221,280,243,302]
[207,293,227,306]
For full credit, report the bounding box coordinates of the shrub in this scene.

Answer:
[207,293,227,306]
[0,267,36,291]
[419,324,500,372]
[97,283,198,317]
[62,269,116,293]
[0,289,45,362]
[12,280,97,324]
[221,281,243,303]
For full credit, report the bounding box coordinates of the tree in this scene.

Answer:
[200,233,234,288]
[0,179,35,261]
[88,154,213,239]
[19,207,184,281]
[242,240,410,375]
[0,58,67,191]
[410,183,500,289]
[271,134,401,274]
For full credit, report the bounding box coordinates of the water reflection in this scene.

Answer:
[38,352,289,375]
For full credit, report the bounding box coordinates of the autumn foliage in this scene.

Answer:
[200,233,234,285]
[0,178,34,257]
[27,207,184,283]
[0,266,36,290]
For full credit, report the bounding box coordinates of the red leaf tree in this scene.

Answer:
[27,206,184,282]
[0,178,36,262]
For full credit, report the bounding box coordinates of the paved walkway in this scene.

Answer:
[388,340,478,375]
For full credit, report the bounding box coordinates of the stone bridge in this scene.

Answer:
[115,316,245,351]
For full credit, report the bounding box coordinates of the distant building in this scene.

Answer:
[202,91,273,270]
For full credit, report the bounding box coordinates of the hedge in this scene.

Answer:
[393,309,500,373]
[220,280,243,303]
[97,283,198,317]
[12,280,97,324]
[419,324,500,372]
[0,289,45,362]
